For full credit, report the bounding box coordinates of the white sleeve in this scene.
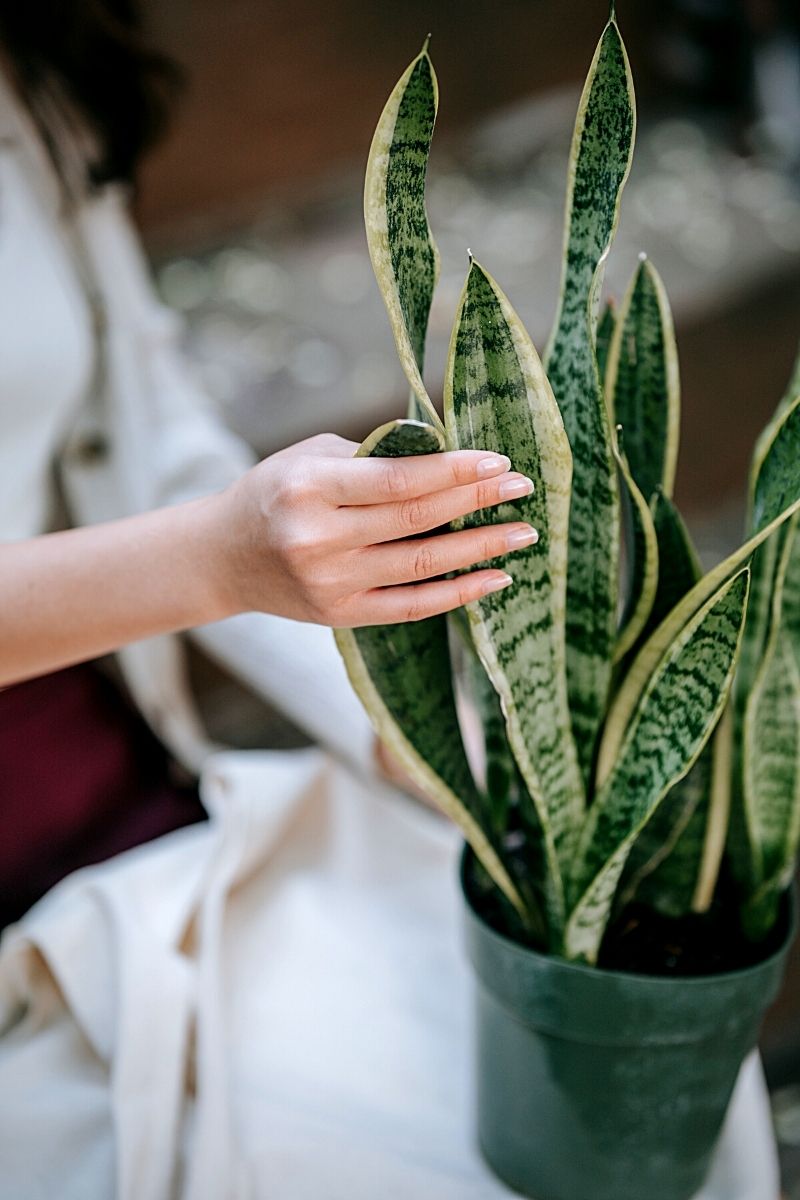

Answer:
[191,614,378,780]
[77,186,378,778]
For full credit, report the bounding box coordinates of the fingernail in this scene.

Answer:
[476,454,511,478]
[498,475,535,500]
[481,572,514,596]
[506,525,539,550]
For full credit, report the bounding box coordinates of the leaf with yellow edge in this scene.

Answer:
[364,39,443,429]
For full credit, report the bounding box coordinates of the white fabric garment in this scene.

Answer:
[0,84,94,539]
[0,758,781,1200]
[0,67,376,779]
[0,68,783,1200]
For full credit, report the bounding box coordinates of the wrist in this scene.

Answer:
[184,490,245,623]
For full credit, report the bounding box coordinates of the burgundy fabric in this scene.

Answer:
[0,662,207,929]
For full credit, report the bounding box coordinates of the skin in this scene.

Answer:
[0,432,537,688]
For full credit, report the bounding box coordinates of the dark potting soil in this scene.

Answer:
[464,852,789,979]
[597,894,788,977]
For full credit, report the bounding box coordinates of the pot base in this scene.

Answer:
[462,851,794,1200]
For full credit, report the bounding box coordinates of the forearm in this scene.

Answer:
[0,495,234,686]
[0,435,534,690]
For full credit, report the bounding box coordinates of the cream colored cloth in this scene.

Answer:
[0,750,781,1200]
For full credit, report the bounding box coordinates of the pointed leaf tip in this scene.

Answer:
[638,250,648,262]
[421,33,431,54]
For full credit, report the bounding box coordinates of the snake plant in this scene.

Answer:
[335,10,800,965]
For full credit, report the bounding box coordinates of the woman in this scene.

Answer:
[0,1,535,928]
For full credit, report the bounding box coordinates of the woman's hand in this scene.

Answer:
[0,430,536,686]
[218,432,537,627]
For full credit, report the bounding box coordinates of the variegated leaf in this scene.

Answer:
[736,522,800,939]
[364,39,443,430]
[737,344,800,716]
[333,419,525,916]
[626,706,733,919]
[595,299,616,386]
[597,393,800,788]
[445,259,582,938]
[647,491,702,635]
[614,491,714,918]
[449,606,515,840]
[615,745,714,918]
[543,16,636,780]
[566,569,750,963]
[691,707,735,911]
[605,256,680,500]
[614,431,659,663]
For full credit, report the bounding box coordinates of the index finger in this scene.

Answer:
[320,450,512,506]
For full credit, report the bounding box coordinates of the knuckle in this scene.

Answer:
[482,533,499,561]
[307,431,338,450]
[404,595,429,623]
[411,544,437,580]
[398,495,427,532]
[448,454,468,486]
[457,580,476,607]
[384,460,413,500]
[277,471,313,509]
[474,480,494,509]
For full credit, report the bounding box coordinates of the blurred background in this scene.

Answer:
[135,0,800,1186]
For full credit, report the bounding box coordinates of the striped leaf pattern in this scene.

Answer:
[605,256,680,501]
[364,39,443,429]
[345,17,800,960]
[624,707,733,918]
[543,17,636,780]
[647,491,702,635]
[737,520,800,938]
[614,502,705,915]
[595,299,616,386]
[622,498,733,919]
[735,343,800,788]
[615,745,714,918]
[334,419,524,915]
[613,433,659,663]
[445,260,582,938]
[566,569,750,963]
[597,394,800,788]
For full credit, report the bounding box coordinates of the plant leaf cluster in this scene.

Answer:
[335,16,800,964]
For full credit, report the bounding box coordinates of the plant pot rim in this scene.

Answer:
[460,845,796,990]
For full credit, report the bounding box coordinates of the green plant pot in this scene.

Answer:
[461,852,794,1200]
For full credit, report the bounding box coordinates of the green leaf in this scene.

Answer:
[613,431,659,663]
[445,259,583,939]
[735,521,800,939]
[625,705,733,919]
[647,491,702,634]
[566,569,750,963]
[364,39,443,429]
[605,256,680,500]
[598,393,800,787]
[614,493,718,920]
[449,607,515,840]
[690,707,735,912]
[615,745,714,918]
[595,299,617,386]
[735,341,800,736]
[333,418,525,917]
[543,16,636,780]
